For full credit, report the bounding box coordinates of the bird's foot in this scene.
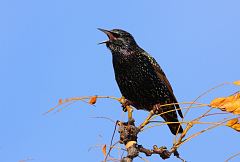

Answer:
[120,97,134,112]
[152,105,161,115]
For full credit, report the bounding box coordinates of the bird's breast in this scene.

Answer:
[112,54,167,109]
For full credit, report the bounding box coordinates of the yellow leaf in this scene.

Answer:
[224,100,240,112]
[224,95,235,103]
[210,97,226,108]
[89,96,97,105]
[58,99,63,105]
[235,93,240,99]
[102,144,107,157]
[226,118,238,127]
[232,123,240,132]
[233,80,240,86]
[233,107,240,115]
[211,93,240,113]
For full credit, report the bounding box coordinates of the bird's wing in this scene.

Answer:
[144,52,183,118]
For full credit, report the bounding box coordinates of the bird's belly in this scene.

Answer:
[115,68,164,109]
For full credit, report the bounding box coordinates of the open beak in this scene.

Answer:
[98,28,116,44]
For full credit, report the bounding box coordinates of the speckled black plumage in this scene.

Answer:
[99,28,183,135]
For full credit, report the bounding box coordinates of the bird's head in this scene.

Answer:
[98,28,137,53]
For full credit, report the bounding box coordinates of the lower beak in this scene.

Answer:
[98,40,108,45]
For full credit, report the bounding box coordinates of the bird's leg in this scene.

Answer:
[119,96,134,122]
[127,106,133,122]
[120,97,134,111]
[152,104,162,115]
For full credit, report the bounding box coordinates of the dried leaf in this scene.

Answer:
[58,99,63,105]
[227,118,240,132]
[233,80,240,86]
[89,96,97,105]
[233,107,240,115]
[231,124,240,132]
[210,97,226,108]
[224,101,238,112]
[210,93,240,114]
[226,118,238,127]
[102,144,107,157]
[224,95,235,103]
[235,93,240,99]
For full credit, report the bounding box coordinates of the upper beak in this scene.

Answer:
[98,28,116,44]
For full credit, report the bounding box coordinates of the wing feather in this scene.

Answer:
[144,53,183,118]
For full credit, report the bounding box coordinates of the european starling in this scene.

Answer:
[98,28,183,135]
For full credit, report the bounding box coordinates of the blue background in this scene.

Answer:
[0,0,239,161]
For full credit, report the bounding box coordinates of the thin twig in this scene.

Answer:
[225,152,240,162]
[143,121,225,132]
[178,116,233,147]
[175,82,231,139]
[104,121,119,161]
[90,116,115,123]
[88,144,124,153]
[182,82,231,120]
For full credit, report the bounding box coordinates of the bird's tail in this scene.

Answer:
[153,103,183,135]
[161,113,183,135]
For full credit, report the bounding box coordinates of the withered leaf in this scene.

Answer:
[233,107,240,115]
[231,124,240,132]
[210,93,240,114]
[210,97,226,108]
[233,80,240,86]
[224,102,237,112]
[226,118,238,127]
[102,144,107,157]
[89,96,97,105]
[58,98,63,105]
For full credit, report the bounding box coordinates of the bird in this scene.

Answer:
[98,28,183,135]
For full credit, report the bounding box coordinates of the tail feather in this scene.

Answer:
[173,96,184,118]
[153,103,183,135]
[161,113,183,135]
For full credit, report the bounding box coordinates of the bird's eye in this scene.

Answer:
[112,33,120,38]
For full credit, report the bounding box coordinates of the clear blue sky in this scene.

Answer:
[0,0,239,162]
